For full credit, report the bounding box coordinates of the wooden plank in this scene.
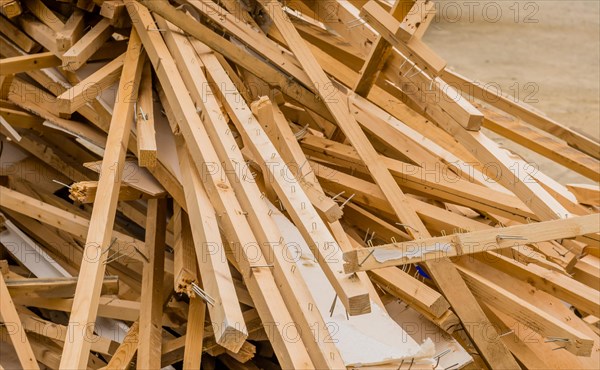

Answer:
[104,321,139,370]
[62,18,113,71]
[56,9,85,51]
[443,70,600,159]
[0,274,40,370]
[176,141,248,353]
[0,51,60,75]
[5,276,119,297]
[127,4,314,368]
[22,0,64,33]
[59,28,145,370]
[136,61,157,168]
[481,106,600,181]
[184,296,205,369]
[137,198,167,369]
[219,88,371,314]
[0,185,148,263]
[0,16,40,52]
[344,214,600,272]
[17,14,58,53]
[475,253,600,317]
[0,0,21,18]
[57,53,125,114]
[456,259,595,357]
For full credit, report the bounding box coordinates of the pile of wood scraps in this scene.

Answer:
[0,0,599,369]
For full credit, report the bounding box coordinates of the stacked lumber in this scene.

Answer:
[0,0,599,369]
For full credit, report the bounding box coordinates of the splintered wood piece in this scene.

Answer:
[128,3,314,368]
[57,53,125,114]
[59,28,145,370]
[62,18,113,71]
[0,51,61,75]
[69,180,155,203]
[137,198,167,369]
[0,274,40,370]
[344,214,600,272]
[136,61,157,168]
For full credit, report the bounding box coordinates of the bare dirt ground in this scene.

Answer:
[423,0,600,184]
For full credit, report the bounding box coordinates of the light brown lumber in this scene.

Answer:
[0,185,148,263]
[69,180,155,203]
[18,309,118,356]
[0,274,40,370]
[176,141,248,352]
[171,203,197,295]
[481,106,600,181]
[104,321,139,370]
[0,51,61,75]
[56,9,85,51]
[301,134,536,222]
[344,214,600,272]
[233,97,371,314]
[100,1,130,28]
[62,18,113,71]
[184,296,205,369]
[136,61,157,168]
[22,0,64,33]
[256,2,519,368]
[251,97,343,222]
[475,253,600,317]
[137,0,332,122]
[17,14,58,53]
[456,259,595,357]
[367,267,449,318]
[443,69,600,160]
[157,15,343,368]
[57,53,125,114]
[0,0,21,18]
[137,198,167,369]
[0,17,39,52]
[128,4,314,368]
[0,115,20,141]
[567,184,600,207]
[5,276,119,297]
[59,28,145,370]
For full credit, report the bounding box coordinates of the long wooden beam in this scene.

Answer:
[343,214,600,272]
[59,28,145,370]
[137,198,167,369]
[0,51,61,75]
[0,274,40,370]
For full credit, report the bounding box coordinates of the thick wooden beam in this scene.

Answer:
[59,28,145,370]
[136,62,157,168]
[137,198,167,369]
[62,18,113,71]
[0,274,40,370]
[22,0,64,33]
[184,296,206,369]
[344,214,600,272]
[56,9,85,51]
[176,143,248,352]
[0,51,61,75]
[57,53,125,114]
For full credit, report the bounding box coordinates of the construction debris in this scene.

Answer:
[0,0,599,369]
